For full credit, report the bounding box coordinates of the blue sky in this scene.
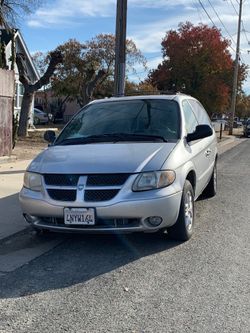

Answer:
[20,0,250,93]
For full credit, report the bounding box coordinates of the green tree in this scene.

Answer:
[236,93,250,118]
[148,22,248,115]
[50,34,146,107]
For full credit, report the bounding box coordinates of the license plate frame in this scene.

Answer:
[64,208,95,225]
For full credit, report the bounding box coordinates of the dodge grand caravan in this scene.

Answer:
[19,94,217,241]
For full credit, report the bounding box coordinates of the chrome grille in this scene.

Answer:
[86,174,130,186]
[84,189,119,202]
[44,174,79,186]
[44,173,130,202]
[47,189,76,202]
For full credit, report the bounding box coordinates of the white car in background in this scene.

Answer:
[33,108,49,125]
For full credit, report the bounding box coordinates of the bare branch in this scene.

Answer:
[33,51,63,91]
[86,69,106,99]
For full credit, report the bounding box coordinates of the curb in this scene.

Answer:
[0,155,17,164]
[217,136,247,155]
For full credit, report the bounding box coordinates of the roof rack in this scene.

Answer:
[116,90,187,97]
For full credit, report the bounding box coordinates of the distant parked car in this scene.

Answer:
[243,119,250,137]
[211,119,227,131]
[33,108,49,125]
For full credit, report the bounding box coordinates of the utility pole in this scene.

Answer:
[229,0,243,135]
[114,0,127,97]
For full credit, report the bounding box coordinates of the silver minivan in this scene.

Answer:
[20,94,217,241]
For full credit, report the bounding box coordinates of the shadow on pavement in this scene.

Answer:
[0,193,26,240]
[0,231,180,299]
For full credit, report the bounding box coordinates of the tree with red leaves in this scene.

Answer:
[149,22,248,114]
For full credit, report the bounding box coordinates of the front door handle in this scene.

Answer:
[205,149,211,157]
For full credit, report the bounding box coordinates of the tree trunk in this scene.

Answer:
[16,51,63,137]
[11,29,16,71]
[17,91,34,137]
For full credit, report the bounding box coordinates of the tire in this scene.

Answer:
[167,180,194,241]
[203,162,217,198]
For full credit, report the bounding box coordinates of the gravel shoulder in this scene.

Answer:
[13,137,47,161]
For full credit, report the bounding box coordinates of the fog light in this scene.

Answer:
[146,216,163,227]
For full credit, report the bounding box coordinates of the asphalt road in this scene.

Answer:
[0,140,250,333]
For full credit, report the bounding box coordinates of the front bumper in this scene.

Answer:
[19,188,182,233]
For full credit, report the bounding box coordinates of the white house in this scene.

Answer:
[0,29,40,120]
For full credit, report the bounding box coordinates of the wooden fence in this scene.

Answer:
[0,69,14,156]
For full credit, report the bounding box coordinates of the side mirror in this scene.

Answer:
[44,130,56,144]
[187,125,213,143]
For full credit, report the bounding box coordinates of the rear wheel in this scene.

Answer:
[167,180,194,241]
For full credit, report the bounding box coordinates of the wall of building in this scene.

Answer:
[35,90,80,123]
[0,69,14,156]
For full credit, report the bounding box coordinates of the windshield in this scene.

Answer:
[55,99,180,145]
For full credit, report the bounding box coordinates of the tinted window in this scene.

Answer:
[188,100,211,126]
[56,99,181,143]
[182,100,198,134]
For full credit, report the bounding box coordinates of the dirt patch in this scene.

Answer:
[13,137,48,161]
[12,126,62,161]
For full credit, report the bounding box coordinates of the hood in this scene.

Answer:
[28,142,177,174]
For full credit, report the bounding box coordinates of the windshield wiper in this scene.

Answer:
[112,133,167,142]
[56,133,167,145]
[56,134,116,146]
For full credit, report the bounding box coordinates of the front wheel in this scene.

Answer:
[167,180,194,241]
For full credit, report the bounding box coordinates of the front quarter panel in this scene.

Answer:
[161,140,196,194]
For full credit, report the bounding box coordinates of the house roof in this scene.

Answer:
[0,28,40,82]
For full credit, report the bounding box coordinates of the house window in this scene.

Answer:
[15,83,24,109]
[19,84,24,108]
[15,83,18,108]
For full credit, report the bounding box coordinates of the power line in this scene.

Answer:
[229,0,243,135]
[207,0,237,46]
[228,1,249,62]
[146,55,162,60]
[197,0,216,26]
[193,0,203,22]
[228,0,250,46]
[229,0,238,14]
[197,0,236,53]
[242,21,250,44]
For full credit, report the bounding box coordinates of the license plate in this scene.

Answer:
[64,208,95,225]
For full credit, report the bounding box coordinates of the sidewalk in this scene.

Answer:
[0,160,31,240]
[0,134,247,241]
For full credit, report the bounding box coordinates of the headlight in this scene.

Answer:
[23,172,42,192]
[132,170,176,192]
